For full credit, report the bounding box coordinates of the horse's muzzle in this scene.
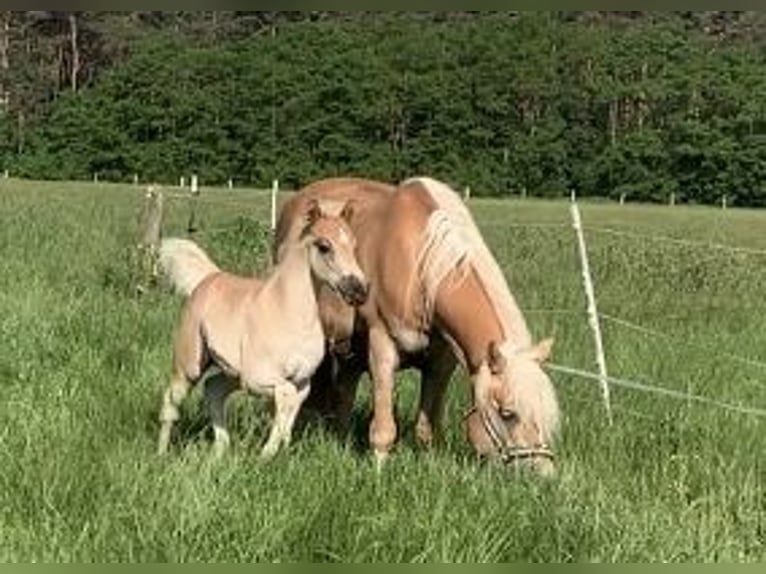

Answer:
[337,276,369,306]
[465,406,556,477]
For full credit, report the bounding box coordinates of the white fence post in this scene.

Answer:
[463,185,471,201]
[191,174,199,196]
[669,192,675,206]
[4,169,9,179]
[179,176,185,188]
[570,198,613,424]
[270,179,279,231]
[133,173,139,185]
[227,178,234,190]
[722,194,727,210]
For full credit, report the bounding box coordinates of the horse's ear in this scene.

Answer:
[528,337,554,363]
[487,341,507,375]
[340,199,356,223]
[305,199,323,226]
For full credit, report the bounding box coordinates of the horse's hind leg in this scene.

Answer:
[260,380,311,460]
[204,372,238,457]
[415,335,457,448]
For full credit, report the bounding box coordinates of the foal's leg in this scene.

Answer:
[367,324,400,468]
[157,313,207,455]
[204,372,239,458]
[260,380,311,460]
[157,368,195,455]
[415,336,457,448]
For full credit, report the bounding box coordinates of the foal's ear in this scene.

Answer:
[487,341,507,375]
[340,199,356,223]
[305,199,323,225]
[528,337,554,363]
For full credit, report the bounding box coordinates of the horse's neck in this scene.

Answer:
[433,264,518,373]
[267,245,319,321]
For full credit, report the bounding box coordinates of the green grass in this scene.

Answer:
[0,178,763,562]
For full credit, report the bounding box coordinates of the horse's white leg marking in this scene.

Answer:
[157,372,192,455]
[367,324,400,469]
[204,373,238,458]
[260,381,310,460]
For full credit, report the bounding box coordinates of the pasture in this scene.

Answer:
[0,178,763,561]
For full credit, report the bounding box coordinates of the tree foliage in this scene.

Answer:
[2,11,766,205]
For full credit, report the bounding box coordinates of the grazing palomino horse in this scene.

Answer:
[156,200,368,458]
[275,177,559,474]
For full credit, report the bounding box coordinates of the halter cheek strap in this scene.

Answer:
[464,406,555,464]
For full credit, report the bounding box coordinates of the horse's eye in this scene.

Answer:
[499,408,517,422]
[315,238,332,255]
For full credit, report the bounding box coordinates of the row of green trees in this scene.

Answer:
[2,13,766,204]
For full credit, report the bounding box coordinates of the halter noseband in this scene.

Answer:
[464,406,554,465]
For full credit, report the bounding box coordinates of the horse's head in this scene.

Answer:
[466,338,559,476]
[302,199,369,307]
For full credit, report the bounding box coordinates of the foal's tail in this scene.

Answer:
[158,238,220,297]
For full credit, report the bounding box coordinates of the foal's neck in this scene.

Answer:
[270,243,320,319]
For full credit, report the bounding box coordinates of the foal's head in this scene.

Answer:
[466,338,560,476]
[301,199,368,306]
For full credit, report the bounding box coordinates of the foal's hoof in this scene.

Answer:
[373,450,389,474]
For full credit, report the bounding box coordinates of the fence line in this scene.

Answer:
[598,312,766,382]
[546,362,766,418]
[584,225,766,257]
[481,221,571,229]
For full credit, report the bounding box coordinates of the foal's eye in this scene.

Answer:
[315,238,332,255]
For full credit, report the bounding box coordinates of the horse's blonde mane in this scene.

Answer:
[409,177,532,348]
[409,177,559,443]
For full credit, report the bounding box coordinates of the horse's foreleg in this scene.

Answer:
[416,335,457,448]
[260,380,311,460]
[203,373,239,458]
[368,325,400,468]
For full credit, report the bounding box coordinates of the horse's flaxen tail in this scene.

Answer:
[158,238,220,297]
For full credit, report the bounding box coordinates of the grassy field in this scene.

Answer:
[0,178,763,562]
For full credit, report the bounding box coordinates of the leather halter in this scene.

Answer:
[464,406,554,464]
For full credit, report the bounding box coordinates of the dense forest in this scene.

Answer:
[2,11,766,204]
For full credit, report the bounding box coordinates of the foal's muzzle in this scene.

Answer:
[337,275,368,306]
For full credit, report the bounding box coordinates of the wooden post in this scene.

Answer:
[669,192,675,206]
[137,186,164,293]
[179,176,185,188]
[722,194,727,210]
[227,178,233,190]
[133,173,139,185]
[463,185,471,201]
[93,173,98,183]
[3,169,8,179]
[570,198,613,424]
[187,175,200,233]
[270,179,279,231]
[521,185,527,199]
[619,192,626,205]
[570,189,576,203]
